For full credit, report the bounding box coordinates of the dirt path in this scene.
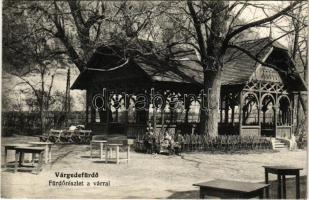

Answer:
[1,136,307,198]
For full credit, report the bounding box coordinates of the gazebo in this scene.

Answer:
[71,37,306,139]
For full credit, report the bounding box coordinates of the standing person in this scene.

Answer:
[144,126,154,154]
[190,132,197,151]
[290,134,297,150]
[202,134,208,151]
[184,133,190,152]
[175,130,184,155]
[196,134,202,151]
[165,130,173,150]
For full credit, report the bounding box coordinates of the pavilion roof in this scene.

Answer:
[71,37,306,91]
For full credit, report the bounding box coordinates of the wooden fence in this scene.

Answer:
[2,111,86,136]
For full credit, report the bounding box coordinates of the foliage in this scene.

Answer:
[294,118,307,149]
[2,111,86,136]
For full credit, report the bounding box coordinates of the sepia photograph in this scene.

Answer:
[1,0,308,199]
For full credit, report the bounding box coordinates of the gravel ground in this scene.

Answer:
[1,135,307,199]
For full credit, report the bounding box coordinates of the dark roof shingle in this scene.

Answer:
[71,37,306,91]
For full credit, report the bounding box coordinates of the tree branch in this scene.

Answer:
[187,0,206,60]
[224,2,299,45]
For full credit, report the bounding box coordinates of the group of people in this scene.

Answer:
[143,124,203,155]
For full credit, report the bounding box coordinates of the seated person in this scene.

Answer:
[174,131,184,155]
[69,124,77,131]
[76,125,85,130]
[163,131,176,154]
[144,127,155,154]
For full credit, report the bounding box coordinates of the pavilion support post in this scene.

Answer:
[224,96,229,123]
[220,97,223,123]
[275,93,278,138]
[258,86,261,136]
[153,107,157,135]
[151,87,157,136]
[274,105,278,138]
[289,105,293,138]
[115,109,119,122]
[161,108,165,126]
[90,89,95,123]
[293,93,298,134]
[115,94,119,123]
[239,92,243,136]
[262,110,266,124]
[184,95,191,124]
[86,90,89,124]
[231,105,235,125]
[124,94,130,137]
[185,107,189,123]
[105,89,110,134]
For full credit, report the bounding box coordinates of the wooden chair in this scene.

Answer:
[81,130,92,144]
[184,134,190,151]
[62,130,74,143]
[48,129,63,143]
[75,130,92,144]
[39,133,49,142]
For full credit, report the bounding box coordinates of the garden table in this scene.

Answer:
[105,143,122,164]
[263,165,303,199]
[105,139,133,164]
[28,142,53,164]
[105,143,132,164]
[3,143,32,169]
[193,179,269,199]
[14,146,45,174]
[90,140,107,159]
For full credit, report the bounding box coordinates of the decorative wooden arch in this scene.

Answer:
[260,93,276,107]
[242,92,259,103]
[241,92,259,126]
[277,94,291,106]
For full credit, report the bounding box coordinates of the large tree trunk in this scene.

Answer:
[199,1,227,137]
[200,70,222,137]
[40,72,46,134]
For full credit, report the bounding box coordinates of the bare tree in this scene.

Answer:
[3,7,65,132]
[158,1,302,136]
[3,1,162,72]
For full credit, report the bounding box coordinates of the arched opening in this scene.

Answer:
[261,94,276,137]
[219,92,240,135]
[127,98,136,123]
[277,96,291,126]
[242,93,259,126]
[189,100,200,123]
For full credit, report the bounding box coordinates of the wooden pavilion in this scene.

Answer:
[71,37,306,139]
